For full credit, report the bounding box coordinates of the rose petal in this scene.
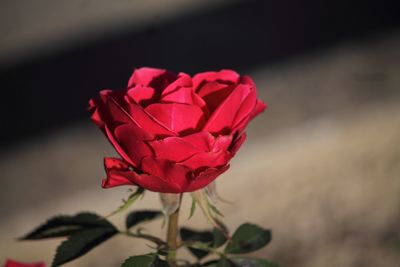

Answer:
[127,85,156,106]
[145,103,205,134]
[127,67,176,89]
[233,99,266,133]
[102,157,136,188]
[213,135,233,152]
[239,75,256,87]
[130,173,182,193]
[203,84,252,134]
[90,90,134,130]
[186,165,230,192]
[181,150,232,171]
[114,124,153,166]
[179,131,215,151]
[149,137,204,162]
[141,157,192,192]
[197,82,234,113]
[161,72,192,96]
[104,125,135,166]
[125,98,176,137]
[232,89,257,128]
[162,86,196,105]
[193,69,240,91]
[249,99,267,120]
[161,86,208,115]
[229,132,247,154]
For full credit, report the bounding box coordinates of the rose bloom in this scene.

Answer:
[89,67,265,193]
[4,260,46,267]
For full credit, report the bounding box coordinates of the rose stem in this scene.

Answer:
[166,199,180,266]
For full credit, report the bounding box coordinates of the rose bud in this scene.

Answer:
[89,68,266,193]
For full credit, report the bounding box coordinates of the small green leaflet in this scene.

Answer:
[225,223,271,254]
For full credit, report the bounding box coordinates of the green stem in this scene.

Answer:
[166,207,180,266]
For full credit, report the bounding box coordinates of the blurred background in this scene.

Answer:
[1,0,400,266]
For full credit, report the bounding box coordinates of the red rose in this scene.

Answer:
[4,260,46,267]
[89,68,265,193]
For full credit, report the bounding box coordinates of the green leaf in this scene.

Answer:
[212,227,227,248]
[180,228,214,260]
[21,213,113,240]
[217,258,237,267]
[224,224,271,254]
[106,187,145,218]
[126,210,162,229]
[121,253,169,267]
[52,227,117,266]
[230,258,280,267]
[201,260,219,267]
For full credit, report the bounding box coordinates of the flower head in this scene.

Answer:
[89,67,265,193]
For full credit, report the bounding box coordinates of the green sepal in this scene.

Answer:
[106,187,145,218]
[188,197,197,219]
[224,223,271,254]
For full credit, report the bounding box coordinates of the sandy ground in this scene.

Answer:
[1,32,400,266]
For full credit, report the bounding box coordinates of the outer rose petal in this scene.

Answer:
[102,157,180,192]
[233,99,267,133]
[145,103,205,134]
[181,150,232,171]
[232,88,257,128]
[104,125,135,166]
[102,157,135,188]
[90,90,135,129]
[127,67,176,89]
[5,260,46,267]
[185,165,230,192]
[193,69,240,91]
[141,157,191,192]
[229,132,247,155]
[114,124,153,166]
[204,84,252,134]
[249,99,267,120]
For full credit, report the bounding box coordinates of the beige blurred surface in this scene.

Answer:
[1,32,400,266]
[0,0,229,66]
